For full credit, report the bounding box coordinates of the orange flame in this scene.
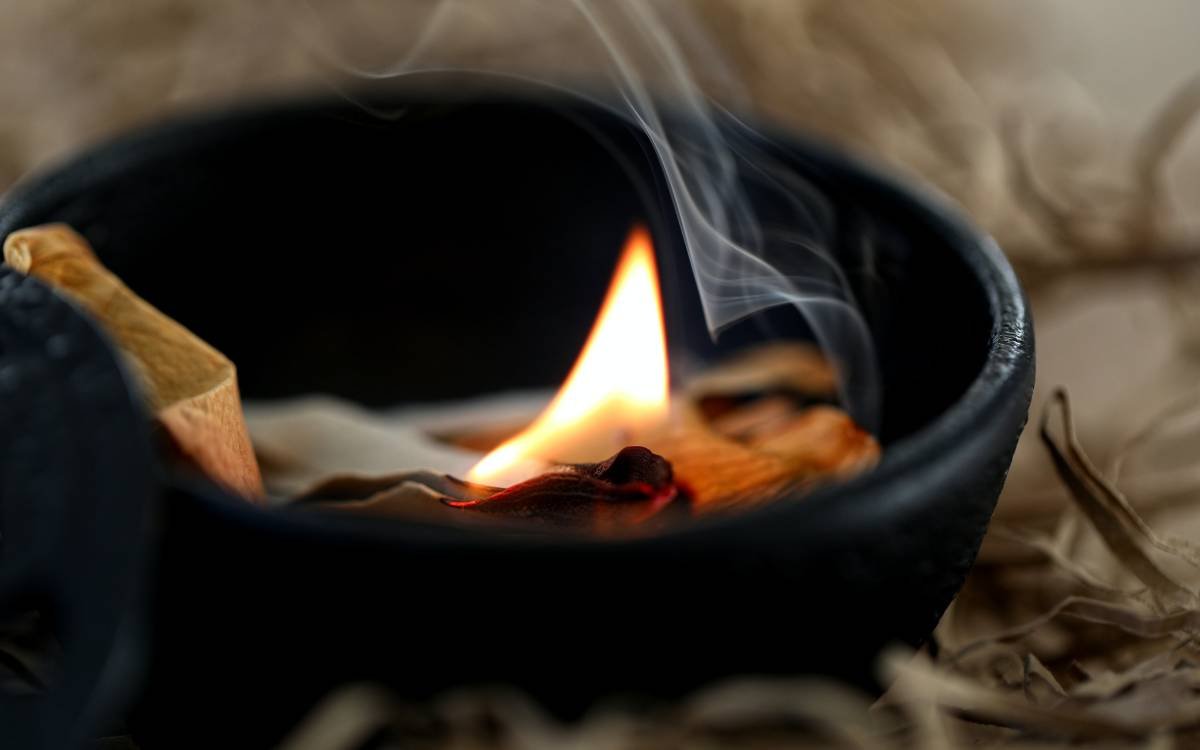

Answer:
[468,226,670,485]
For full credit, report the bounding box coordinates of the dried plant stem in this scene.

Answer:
[1041,389,1200,606]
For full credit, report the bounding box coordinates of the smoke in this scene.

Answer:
[295,0,882,430]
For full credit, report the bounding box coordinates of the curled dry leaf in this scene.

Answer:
[655,344,878,512]
[686,341,840,404]
[648,402,879,513]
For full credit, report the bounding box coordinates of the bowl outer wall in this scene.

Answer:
[0,93,1034,743]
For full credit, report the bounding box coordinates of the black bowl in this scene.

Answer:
[0,88,1033,748]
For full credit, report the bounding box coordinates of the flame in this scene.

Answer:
[468,226,670,485]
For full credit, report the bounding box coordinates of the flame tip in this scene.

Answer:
[468,226,670,485]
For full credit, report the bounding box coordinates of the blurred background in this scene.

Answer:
[3,1,1200,746]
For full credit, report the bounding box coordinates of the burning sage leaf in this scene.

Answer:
[300,446,683,533]
[447,445,681,530]
[263,342,879,527]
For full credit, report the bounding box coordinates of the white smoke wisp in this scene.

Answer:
[296,0,882,430]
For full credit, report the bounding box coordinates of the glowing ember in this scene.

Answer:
[468,225,670,485]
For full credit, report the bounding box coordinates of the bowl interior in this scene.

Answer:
[9,92,992,447]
